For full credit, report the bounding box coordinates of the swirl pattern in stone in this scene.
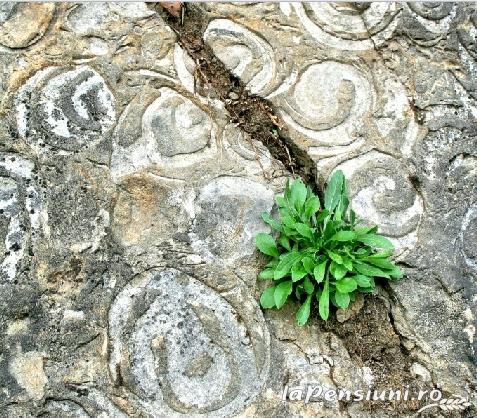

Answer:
[333,151,423,251]
[290,2,400,50]
[111,87,215,180]
[108,268,270,418]
[16,66,116,152]
[204,19,276,95]
[281,61,373,147]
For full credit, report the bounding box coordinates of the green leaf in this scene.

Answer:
[295,223,314,239]
[354,262,390,278]
[313,260,327,283]
[357,234,394,250]
[296,294,312,326]
[327,251,343,265]
[303,276,315,294]
[274,251,301,280]
[356,226,378,235]
[260,286,276,308]
[324,170,345,211]
[304,196,320,218]
[302,256,315,274]
[333,208,342,222]
[290,178,307,210]
[295,284,304,299]
[255,233,279,257]
[365,251,393,259]
[261,212,281,231]
[335,277,358,293]
[389,266,403,279]
[337,184,349,215]
[274,280,293,309]
[276,196,287,208]
[349,208,356,225]
[330,261,347,280]
[258,269,274,280]
[278,235,291,251]
[335,290,351,309]
[284,178,291,200]
[319,277,330,320]
[331,230,357,242]
[281,215,295,228]
[315,209,330,223]
[342,257,353,271]
[330,291,339,308]
[291,262,307,282]
[365,257,396,270]
[323,220,335,240]
[355,275,372,288]
[265,258,279,269]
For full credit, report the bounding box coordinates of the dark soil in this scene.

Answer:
[155,4,474,417]
[323,295,474,417]
[154,3,319,193]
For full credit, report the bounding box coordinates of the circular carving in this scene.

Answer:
[111,87,215,180]
[16,66,116,152]
[281,61,374,146]
[108,268,270,417]
[143,89,211,157]
[333,151,423,250]
[405,2,456,41]
[291,2,400,50]
[461,204,477,270]
[190,176,274,264]
[278,61,419,166]
[204,19,276,95]
[408,2,454,21]
[0,3,54,49]
[0,154,42,282]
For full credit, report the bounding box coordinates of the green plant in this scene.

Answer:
[255,171,403,325]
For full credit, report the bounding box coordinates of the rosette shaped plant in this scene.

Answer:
[255,171,402,325]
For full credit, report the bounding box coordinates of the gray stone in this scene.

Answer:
[0,2,476,417]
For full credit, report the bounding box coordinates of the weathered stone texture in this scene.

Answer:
[0,2,475,418]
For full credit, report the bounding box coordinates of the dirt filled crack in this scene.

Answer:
[153,3,318,193]
[153,4,477,416]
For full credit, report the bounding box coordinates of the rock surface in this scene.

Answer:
[0,2,475,418]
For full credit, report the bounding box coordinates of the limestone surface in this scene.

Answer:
[0,2,475,418]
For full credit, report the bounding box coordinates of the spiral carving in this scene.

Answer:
[408,2,454,21]
[111,87,215,180]
[204,19,276,95]
[333,151,424,250]
[405,2,457,43]
[281,61,373,148]
[108,268,270,417]
[290,2,400,50]
[16,66,116,152]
